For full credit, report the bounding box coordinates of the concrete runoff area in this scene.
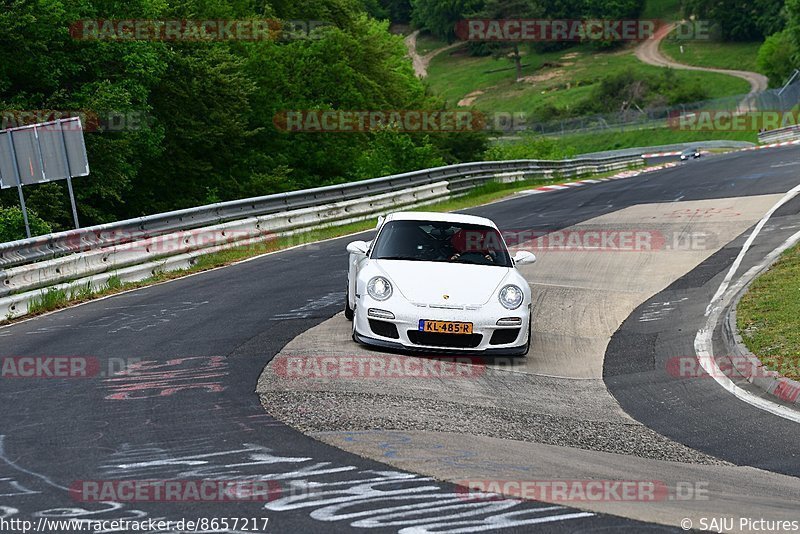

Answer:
[257,193,798,530]
[511,196,786,378]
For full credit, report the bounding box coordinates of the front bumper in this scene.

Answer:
[354,295,530,354]
[353,330,530,356]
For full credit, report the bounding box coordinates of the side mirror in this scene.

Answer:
[513,250,536,265]
[376,215,385,229]
[346,240,369,255]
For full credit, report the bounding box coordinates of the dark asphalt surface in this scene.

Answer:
[1,146,799,533]
[604,187,800,476]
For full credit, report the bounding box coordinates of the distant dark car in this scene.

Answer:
[680,147,701,160]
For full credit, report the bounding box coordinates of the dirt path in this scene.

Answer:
[404,30,465,78]
[635,23,767,95]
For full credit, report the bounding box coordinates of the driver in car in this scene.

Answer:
[448,228,497,263]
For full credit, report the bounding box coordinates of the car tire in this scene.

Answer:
[345,287,354,321]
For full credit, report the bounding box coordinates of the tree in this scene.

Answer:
[683,0,785,41]
[473,0,544,81]
[786,0,800,62]
[757,30,798,87]
[411,0,484,41]
[379,0,413,22]
[0,207,52,242]
[0,0,490,233]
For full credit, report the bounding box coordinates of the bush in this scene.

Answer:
[577,69,710,115]
[757,31,798,87]
[0,206,53,243]
[484,135,577,161]
[349,129,446,179]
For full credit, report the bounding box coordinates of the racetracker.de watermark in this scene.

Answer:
[272,355,485,380]
[456,479,709,502]
[0,356,141,379]
[668,110,800,132]
[42,228,302,254]
[455,19,663,42]
[455,19,710,42]
[465,228,718,252]
[0,110,149,132]
[69,19,330,41]
[273,110,486,133]
[667,356,800,403]
[69,480,282,502]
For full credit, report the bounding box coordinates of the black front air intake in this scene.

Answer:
[407,331,483,348]
[369,320,399,339]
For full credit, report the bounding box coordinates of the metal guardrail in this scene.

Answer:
[758,125,800,144]
[0,152,646,318]
[0,154,640,271]
[0,153,647,321]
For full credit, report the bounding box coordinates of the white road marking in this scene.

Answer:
[706,182,800,313]
[769,161,800,168]
[639,298,688,322]
[695,182,800,423]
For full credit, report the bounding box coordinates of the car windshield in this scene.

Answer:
[371,220,512,267]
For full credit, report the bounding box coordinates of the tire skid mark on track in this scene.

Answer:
[0,367,598,533]
[0,437,593,533]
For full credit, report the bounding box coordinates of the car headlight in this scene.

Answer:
[367,276,393,301]
[498,284,524,310]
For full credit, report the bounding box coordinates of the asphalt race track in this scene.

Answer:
[1,146,800,533]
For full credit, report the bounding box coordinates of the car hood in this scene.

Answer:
[375,260,511,306]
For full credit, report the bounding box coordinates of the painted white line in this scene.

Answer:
[432,511,596,533]
[770,161,800,168]
[695,183,800,423]
[706,182,800,313]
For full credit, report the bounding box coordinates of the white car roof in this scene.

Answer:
[384,211,498,229]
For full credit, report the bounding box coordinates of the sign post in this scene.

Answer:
[58,120,80,229]
[5,133,31,238]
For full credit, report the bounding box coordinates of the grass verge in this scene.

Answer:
[552,127,757,153]
[660,39,762,72]
[737,243,800,380]
[0,168,642,325]
[489,127,755,158]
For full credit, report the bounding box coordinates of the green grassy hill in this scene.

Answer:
[427,45,750,120]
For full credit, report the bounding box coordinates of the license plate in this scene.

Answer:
[419,320,473,335]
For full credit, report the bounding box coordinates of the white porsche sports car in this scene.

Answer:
[345,211,536,356]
